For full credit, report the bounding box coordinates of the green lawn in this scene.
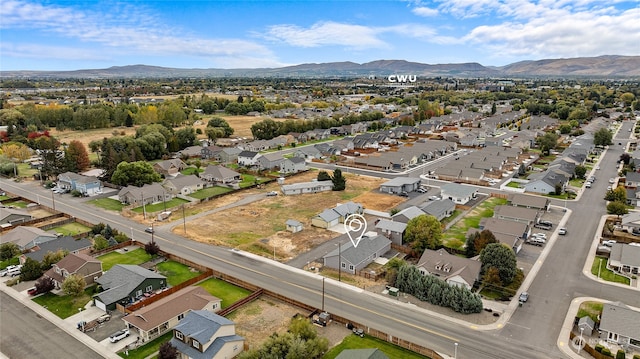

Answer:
[591,256,631,285]
[156,261,202,286]
[189,186,233,200]
[49,222,92,236]
[506,181,521,188]
[577,301,603,323]
[324,334,430,359]
[97,248,152,271]
[6,200,28,208]
[89,198,125,211]
[197,278,251,309]
[444,197,507,242]
[117,331,173,359]
[132,198,189,213]
[239,174,270,188]
[0,195,10,201]
[32,287,94,319]
[0,257,20,270]
[181,167,204,175]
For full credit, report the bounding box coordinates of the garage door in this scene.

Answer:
[94,299,106,312]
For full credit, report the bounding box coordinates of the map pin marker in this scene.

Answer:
[344,214,367,248]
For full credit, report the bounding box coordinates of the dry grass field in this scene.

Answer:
[172,171,404,261]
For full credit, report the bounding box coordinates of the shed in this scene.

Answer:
[285,219,303,233]
[578,316,596,336]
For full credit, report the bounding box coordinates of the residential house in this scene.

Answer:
[420,199,456,221]
[163,174,204,196]
[493,205,539,225]
[0,226,57,251]
[21,236,92,264]
[375,219,406,246]
[201,145,223,160]
[417,248,482,290]
[625,171,640,188]
[599,302,640,351]
[507,193,550,211]
[440,183,478,205]
[311,208,341,229]
[201,165,242,184]
[379,177,422,194]
[124,286,221,342]
[153,159,187,177]
[57,172,102,196]
[280,157,307,174]
[607,243,640,275]
[281,180,333,196]
[176,146,203,159]
[323,235,391,274]
[391,206,426,224]
[217,147,242,164]
[0,207,32,226]
[478,217,528,253]
[237,151,260,167]
[118,183,172,206]
[170,310,245,359]
[94,264,167,311]
[524,170,569,195]
[620,212,640,233]
[335,349,389,359]
[44,253,102,289]
[294,146,322,160]
[332,202,364,222]
[257,152,285,171]
[285,219,303,233]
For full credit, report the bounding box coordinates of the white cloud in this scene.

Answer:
[0,42,106,61]
[264,22,388,49]
[412,6,439,17]
[0,0,279,65]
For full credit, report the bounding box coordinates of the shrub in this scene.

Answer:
[615,349,625,359]
[632,354,640,359]
[70,190,82,197]
[5,277,20,286]
[601,348,612,357]
[595,344,604,353]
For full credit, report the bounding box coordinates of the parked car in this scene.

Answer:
[428,196,440,201]
[27,287,39,296]
[602,240,616,247]
[528,237,546,246]
[417,187,427,193]
[609,178,616,184]
[558,227,567,235]
[399,191,409,197]
[353,328,365,338]
[266,191,278,197]
[519,292,529,303]
[532,233,547,239]
[585,182,592,188]
[109,329,130,343]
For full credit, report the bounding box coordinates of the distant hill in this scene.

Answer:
[1,55,638,79]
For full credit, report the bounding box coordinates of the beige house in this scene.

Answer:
[44,253,103,289]
[123,286,221,342]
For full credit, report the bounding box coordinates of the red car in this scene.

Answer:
[27,287,39,296]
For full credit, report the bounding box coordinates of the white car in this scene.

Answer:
[532,233,547,239]
[602,240,616,247]
[109,329,130,343]
[609,178,616,184]
[558,228,567,235]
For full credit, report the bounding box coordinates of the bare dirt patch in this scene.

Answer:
[229,297,350,349]
[173,172,404,260]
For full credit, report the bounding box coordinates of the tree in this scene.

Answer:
[480,243,517,286]
[317,171,331,181]
[605,187,627,203]
[41,249,68,270]
[0,242,20,261]
[93,234,109,251]
[536,132,559,155]
[145,241,160,256]
[175,127,196,150]
[19,257,43,281]
[111,161,161,187]
[61,274,85,296]
[619,153,631,165]
[607,201,628,217]
[331,169,346,191]
[465,229,498,257]
[64,140,90,172]
[206,117,234,137]
[574,165,587,179]
[403,214,442,254]
[34,276,56,294]
[158,342,178,359]
[593,128,613,147]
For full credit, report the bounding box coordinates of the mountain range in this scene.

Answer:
[1,55,639,79]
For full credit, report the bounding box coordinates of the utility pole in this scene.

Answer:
[338,241,342,282]
[182,204,186,234]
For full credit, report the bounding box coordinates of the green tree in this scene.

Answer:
[607,201,628,217]
[620,92,636,107]
[331,169,346,191]
[480,243,517,286]
[593,128,613,147]
[317,171,331,181]
[207,117,234,137]
[61,274,85,296]
[0,242,20,261]
[41,249,68,270]
[111,161,161,187]
[465,229,498,257]
[605,187,627,202]
[404,214,442,254]
[175,127,196,150]
[536,132,559,155]
[93,235,109,251]
[19,257,43,281]
[574,165,587,179]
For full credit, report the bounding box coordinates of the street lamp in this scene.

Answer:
[579,327,584,354]
[454,342,458,359]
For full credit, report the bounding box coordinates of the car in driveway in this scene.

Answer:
[266,191,278,197]
[602,240,616,247]
[27,287,39,296]
[109,329,130,343]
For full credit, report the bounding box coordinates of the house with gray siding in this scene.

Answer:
[201,165,241,184]
[375,219,406,245]
[0,226,57,251]
[282,180,333,196]
[598,302,640,351]
[440,183,478,205]
[379,177,422,194]
[94,264,167,311]
[57,172,102,196]
[170,310,245,359]
[420,199,456,221]
[0,207,32,226]
[323,235,391,274]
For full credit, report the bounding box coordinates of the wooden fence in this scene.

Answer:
[218,289,263,316]
[569,331,616,359]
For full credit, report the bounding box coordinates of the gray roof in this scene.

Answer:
[324,235,391,267]
[282,180,333,192]
[333,202,363,217]
[163,174,203,189]
[0,226,57,248]
[380,177,421,188]
[508,193,549,209]
[599,302,640,341]
[493,205,538,222]
[95,264,166,306]
[25,236,93,262]
[170,310,243,359]
[285,219,302,227]
[316,208,341,222]
[417,248,482,287]
[441,183,477,198]
[610,243,640,267]
[392,206,425,223]
[420,199,455,218]
[202,165,241,179]
[335,348,390,359]
[375,219,407,233]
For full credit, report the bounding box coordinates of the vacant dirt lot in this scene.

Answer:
[173,171,404,260]
[229,297,349,350]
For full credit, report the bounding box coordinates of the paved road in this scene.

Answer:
[2,123,639,359]
[0,292,102,359]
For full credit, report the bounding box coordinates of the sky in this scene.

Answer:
[1,0,639,71]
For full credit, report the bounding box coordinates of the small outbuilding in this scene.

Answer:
[286,219,303,233]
